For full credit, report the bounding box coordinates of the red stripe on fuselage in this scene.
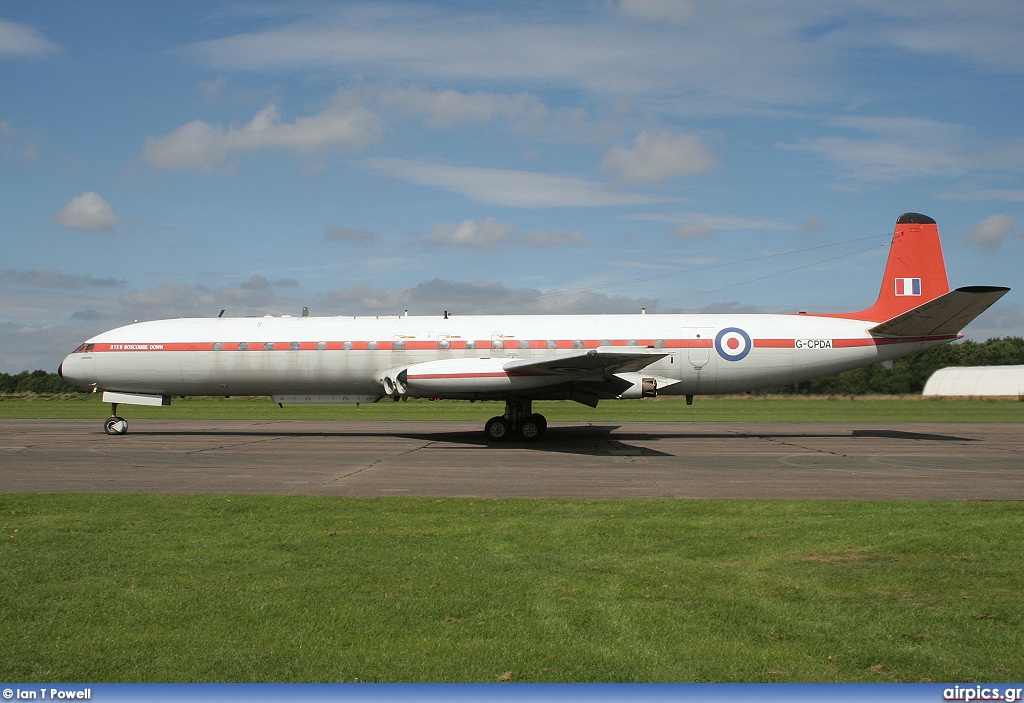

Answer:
[75,335,959,354]
[752,339,794,348]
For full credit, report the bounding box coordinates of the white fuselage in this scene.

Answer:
[59,312,954,401]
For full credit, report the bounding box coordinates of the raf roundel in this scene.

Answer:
[715,327,752,362]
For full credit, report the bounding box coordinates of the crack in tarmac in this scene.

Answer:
[328,439,442,484]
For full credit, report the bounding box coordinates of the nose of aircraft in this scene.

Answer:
[58,349,92,389]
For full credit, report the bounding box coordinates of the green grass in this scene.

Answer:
[1,495,1021,682]
[2,397,1021,681]
[1,394,1022,422]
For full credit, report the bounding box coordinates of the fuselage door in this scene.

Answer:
[180,342,206,389]
[683,327,714,369]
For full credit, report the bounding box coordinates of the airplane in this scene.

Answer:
[59,213,1008,440]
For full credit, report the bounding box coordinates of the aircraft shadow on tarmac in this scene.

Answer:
[130,423,977,458]
[850,429,976,442]
[136,424,672,457]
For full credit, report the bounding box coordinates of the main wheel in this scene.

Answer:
[484,416,511,442]
[518,418,542,441]
[528,413,547,435]
[104,416,128,435]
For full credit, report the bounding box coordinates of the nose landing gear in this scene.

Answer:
[104,402,128,435]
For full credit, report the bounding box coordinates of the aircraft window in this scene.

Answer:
[492,340,503,350]
[238,342,249,351]
[318,341,329,350]
[600,339,611,347]
[85,344,94,353]
[546,340,557,349]
[655,339,666,348]
[394,340,405,350]
[627,339,638,346]
[438,340,450,350]
[341,341,351,350]
[212,342,223,351]
[367,341,378,350]
[573,339,584,349]
[519,340,530,349]
[465,340,476,350]
[264,342,275,351]
[289,342,300,351]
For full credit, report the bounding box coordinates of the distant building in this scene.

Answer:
[922,365,1024,398]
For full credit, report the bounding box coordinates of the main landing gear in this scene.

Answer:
[104,402,128,435]
[484,398,547,442]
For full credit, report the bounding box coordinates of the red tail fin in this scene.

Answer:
[833,213,950,322]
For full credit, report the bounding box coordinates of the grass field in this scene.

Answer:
[1,393,1022,422]
[2,495,1021,683]
[1,396,1021,683]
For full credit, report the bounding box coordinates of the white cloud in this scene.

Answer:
[119,282,196,314]
[0,121,40,164]
[365,158,668,208]
[378,87,547,126]
[1,321,109,374]
[602,129,716,183]
[0,19,59,58]
[177,3,1024,118]
[323,277,659,315]
[117,279,302,319]
[802,217,828,232]
[521,230,587,247]
[1,269,122,289]
[618,0,694,25]
[324,226,379,247]
[670,224,716,240]
[143,100,383,171]
[632,211,793,232]
[835,3,1024,74]
[239,275,298,290]
[179,4,836,108]
[969,214,1018,249]
[53,192,125,233]
[783,117,980,184]
[428,218,517,248]
[938,188,1024,203]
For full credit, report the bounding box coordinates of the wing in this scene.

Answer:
[390,348,670,404]
[503,348,668,375]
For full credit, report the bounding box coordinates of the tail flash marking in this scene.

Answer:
[894,278,922,297]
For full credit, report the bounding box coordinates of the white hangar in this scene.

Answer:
[922,365,1024,398]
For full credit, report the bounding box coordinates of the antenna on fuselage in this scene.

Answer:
[218,309,225,318]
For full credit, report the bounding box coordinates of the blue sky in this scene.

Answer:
[2,0,1023,373]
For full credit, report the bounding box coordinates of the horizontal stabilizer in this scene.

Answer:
[868,286,1010,338]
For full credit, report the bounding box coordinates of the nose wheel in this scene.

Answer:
[104,402,128,435]
[104,417,128,434]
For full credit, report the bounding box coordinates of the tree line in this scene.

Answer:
[0,369,85,395]
[3,337,1023,396]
